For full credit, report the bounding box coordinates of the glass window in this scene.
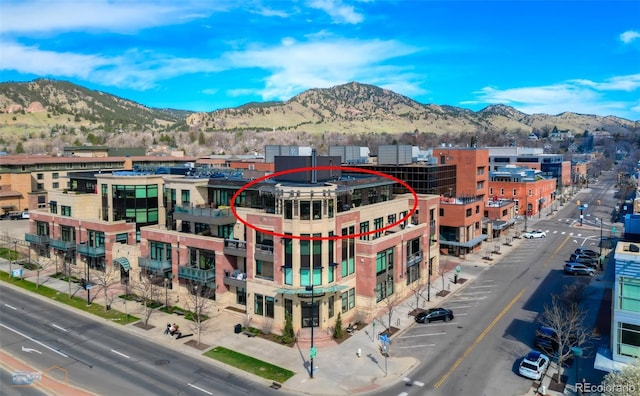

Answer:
[255,294,264,316]
[265,296,275,318]
[359,221,369,241]
[300,201,311,220]
[328,295,334,318]
[618,322,640,358]
[341,292,348,313]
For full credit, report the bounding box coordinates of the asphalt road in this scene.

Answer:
[376,171,619,396]
[0,286,288,396]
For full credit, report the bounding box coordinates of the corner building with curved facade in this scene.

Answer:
[147,154,439,335]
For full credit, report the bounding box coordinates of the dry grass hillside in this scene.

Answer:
[0,79,638,156]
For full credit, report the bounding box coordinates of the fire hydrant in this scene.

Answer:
[539,385,546,395]
[357,348,362,357]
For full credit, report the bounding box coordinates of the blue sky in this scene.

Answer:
[1,0,639,119]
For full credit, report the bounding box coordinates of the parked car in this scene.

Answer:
[535,326,559,352]
[519,350,550,380]
[523,230,546,239]
[564,262,595,276]
[569,254,597,268]
[414,308,454,323]
[574,248,598,258]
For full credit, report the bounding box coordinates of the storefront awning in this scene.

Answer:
[440,234,488,248]
[274,285,348,295]
[113,257,131,271]
[594,346,629,373]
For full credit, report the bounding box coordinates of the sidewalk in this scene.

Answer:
[0,208,563,395]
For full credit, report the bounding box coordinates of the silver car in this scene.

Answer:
[564,262,595,276]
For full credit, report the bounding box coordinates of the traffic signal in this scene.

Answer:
[80,278,87,290]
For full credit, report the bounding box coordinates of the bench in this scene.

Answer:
[243,331,256,337]
[270,382,282,389]
[173,310,185,316]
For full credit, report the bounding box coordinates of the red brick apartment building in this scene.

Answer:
[27,156,439,336]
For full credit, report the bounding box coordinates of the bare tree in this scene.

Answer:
[32,248,54,289]
[381,292,398,333]
[408,279,428,310]
[93,265,120,311]
[601,358,640,396]
[438,259,455,292]
[133,271,161,327]
[183,282,217,345]
[539,286,591,381]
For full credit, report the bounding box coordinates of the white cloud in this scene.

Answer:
[467,74,640,118]
[620,30,640,44]
[202,88,218,95]
[0,41,223,90]
[0,0,224,34]
[222,38,423,100]
[307,0,364,24]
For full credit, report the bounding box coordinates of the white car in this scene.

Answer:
[519,350,550,380]
[523,230,546,239]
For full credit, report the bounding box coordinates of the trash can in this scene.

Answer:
[234,324,242,334]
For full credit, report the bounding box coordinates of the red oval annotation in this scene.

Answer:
[230,166,418,241]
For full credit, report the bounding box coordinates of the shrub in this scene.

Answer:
[281,312,294,344]
[333,312,344,339]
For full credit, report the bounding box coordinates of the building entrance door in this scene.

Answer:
[301,301,320,328]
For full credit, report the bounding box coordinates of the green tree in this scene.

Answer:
[333,312,344,340]
[198,131,206,145]
[15,141,25,154]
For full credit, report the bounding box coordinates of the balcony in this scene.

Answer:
[223,239,248,257]
[172,205,236,226]
[139,257,172,273]
[254,243,274,262]
[25,233,49,245]
[223,270,247,288]
[49,239,76,251]
[77,243,105,258]
[178,266,216,283]
[407,251,423,267]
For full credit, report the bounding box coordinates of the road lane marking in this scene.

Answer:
[468,285,494,288]
[0,323,68,358]
[433,287,527,389]
[188,383,213,395]
[544,235,570,268]
[398,344,435,349]
[111,349,130,359]
[398,392,409,396]
[4,304,17,310]
[400,332,446,338]
[448,305,471,309]
[52,324,68,332]
[414,381,425,387]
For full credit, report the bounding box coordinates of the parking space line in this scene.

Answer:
[447,305,471,309]
[399,332,446,339]
[398,344,435,349]
[468,285,493,288]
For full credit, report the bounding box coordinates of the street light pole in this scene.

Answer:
[11,239,17,279]
[165,277,169,309]
[305,284,315,378]
[427,218,432,302]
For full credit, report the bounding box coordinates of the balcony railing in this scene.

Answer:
[407,251,423,267]
[77,243,105,257]
[139,257,172,273]
[255,243,274,262]
[223,239,248,257]
[49,239,76,251]
[172,205,236,226]
[223,270,247,288]
[178,266,216,283]
[25,233,49,245]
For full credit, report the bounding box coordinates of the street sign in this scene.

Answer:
[86,284,92,290]
[379,334,390,345]
[310,346,317,359]
[11,268,22,278]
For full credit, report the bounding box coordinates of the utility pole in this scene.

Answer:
[427,216,432,302]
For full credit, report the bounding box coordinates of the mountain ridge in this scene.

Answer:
[0,79,637,156]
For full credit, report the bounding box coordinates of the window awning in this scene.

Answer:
[113,257,131,271]
[440,234,488,248]
[274,285,348,295]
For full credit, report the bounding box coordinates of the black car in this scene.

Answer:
[415,308,454,323]
[535,326,558,352]
[574,248,599,258]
